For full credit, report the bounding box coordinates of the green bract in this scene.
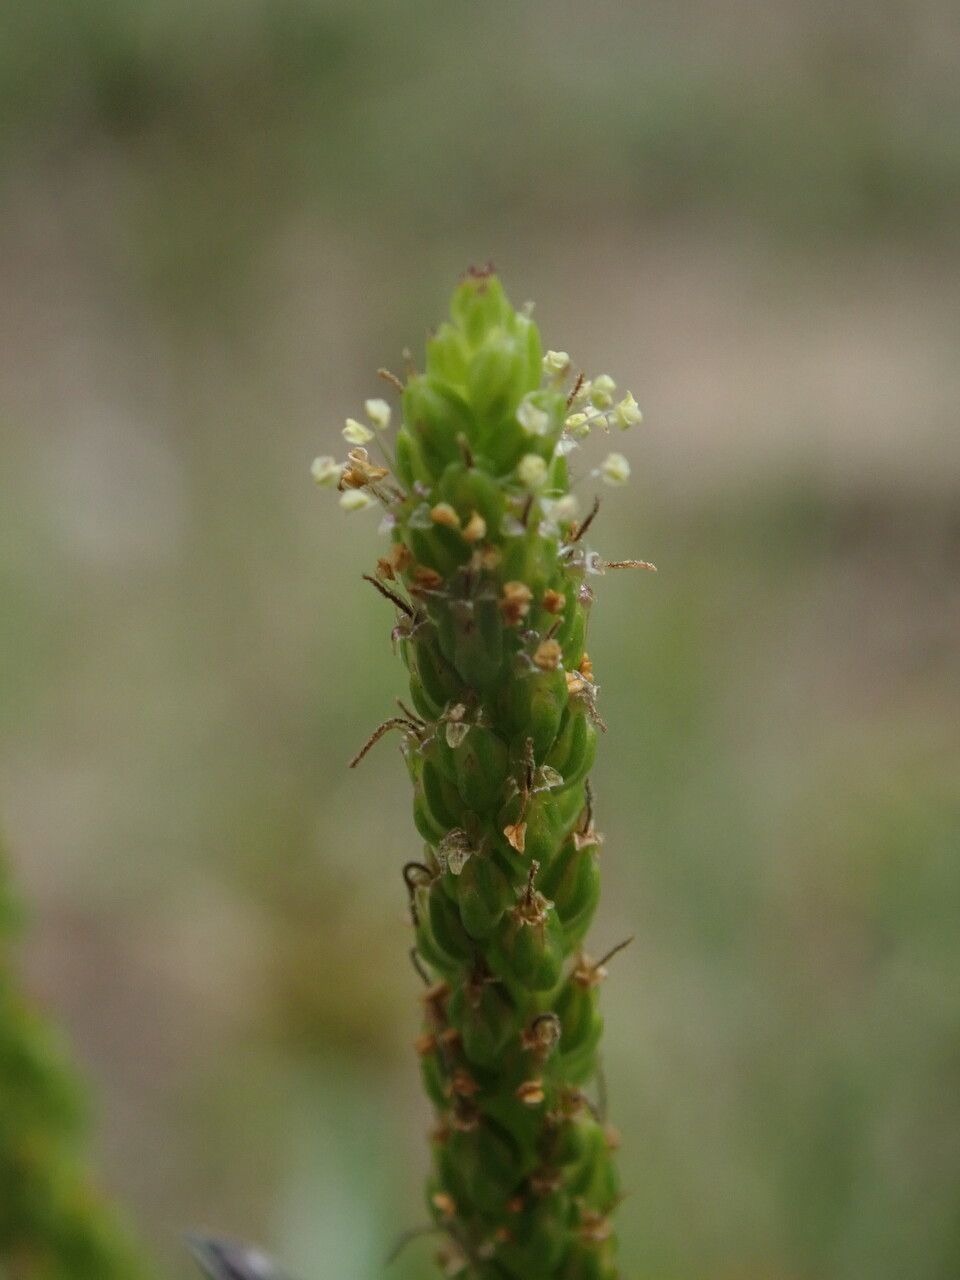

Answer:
[319,270,650,1280]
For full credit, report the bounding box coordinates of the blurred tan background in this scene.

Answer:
[1,3,959,1278]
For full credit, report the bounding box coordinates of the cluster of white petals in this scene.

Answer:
[314,354,644,517]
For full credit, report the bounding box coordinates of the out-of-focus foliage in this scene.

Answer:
[0,847,148,1279]
[0,2,957,1279]
[3,0,959,325]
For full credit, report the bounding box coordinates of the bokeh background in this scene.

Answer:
[1,3,959,1278]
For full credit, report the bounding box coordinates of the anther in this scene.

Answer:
[579,1211,612,1245]
[450,1068,480,1098]
[533,638,562,671]
[431,1192,456,1219]
[566,670,586,695]
[499,581,533,625]
[430,503,461,530]
[412,565,444,592]
[516,1079,546,1106]
[604,1124,622,1151]
[422,981,450,1012]
[461,511,486,543]
[376,543,413,580]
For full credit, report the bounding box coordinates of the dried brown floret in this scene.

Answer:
[503,821,527,853]
[500,580,533,624]
[533,638,562,671]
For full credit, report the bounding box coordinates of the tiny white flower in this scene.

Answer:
[310,455,341,487]
[590,374,617,409]
[517,395,551,436]
[600,452,631,485]
[613,391,643,429]
[541,494,579,531]
[564,412,592,438]
[343,417,374,444]
[551,494,580,524]
[364,398,392,430]
[517,453,548,489]
[339,488,374,511]
[571,378,593,406]
[542,350,571,377]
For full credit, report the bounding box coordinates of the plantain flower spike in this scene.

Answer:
[314,269,651,1280]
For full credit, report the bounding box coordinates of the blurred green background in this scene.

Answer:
[1,2,958,1278]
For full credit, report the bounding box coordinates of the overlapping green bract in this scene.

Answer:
[0,847,148,1280]
[326,272,644,1280]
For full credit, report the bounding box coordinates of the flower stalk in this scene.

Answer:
[315,269,650,1280]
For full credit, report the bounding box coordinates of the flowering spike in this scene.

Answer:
[318,273,651,1280]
